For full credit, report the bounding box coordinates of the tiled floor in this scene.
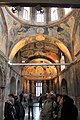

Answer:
[25,103,41,120]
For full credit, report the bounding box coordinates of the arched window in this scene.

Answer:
[23,7,30,20]
[51,7,58,21]
[60,53,65,71]
[64,8,72,15]
[37,11,44,22]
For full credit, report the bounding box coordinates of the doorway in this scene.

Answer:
[36,82,42,97]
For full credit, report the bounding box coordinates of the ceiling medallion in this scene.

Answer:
[36,34,45,41]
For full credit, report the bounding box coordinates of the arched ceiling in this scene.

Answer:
[20,41,59,63]
[9,35,72,62]
[22,58,57,80]
[8,35,72,80]
[6,6,76,81]
[0,6,79,80]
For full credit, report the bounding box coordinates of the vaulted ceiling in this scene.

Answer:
[9,35,72,80]
[1,6,78,80]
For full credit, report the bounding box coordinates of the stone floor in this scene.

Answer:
[24,103,80,120]
[25,103,41,120]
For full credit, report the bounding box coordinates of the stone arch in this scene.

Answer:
[9,35,72,62]
[10,77,16,94]
[61,78,68,95]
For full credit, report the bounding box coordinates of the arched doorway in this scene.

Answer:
[61,78,68,95]
[10,77,16,94]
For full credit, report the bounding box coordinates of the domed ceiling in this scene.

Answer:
[5,6,78,81]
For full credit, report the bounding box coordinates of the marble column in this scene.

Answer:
[29,81,32,93]
[43,81,47,93]
[49,80,52,91]
[27,80,30,94]
[46,80,49,93]
[34,81,36,96]
[32,81,35,95]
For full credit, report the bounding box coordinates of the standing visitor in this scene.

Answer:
[57,95,78,120]
[4,94,16,120]
[19,91,24,103]
[39,93,43,109]
[40,92,56,120]
[14,95,25,120]
[28,93,34,119]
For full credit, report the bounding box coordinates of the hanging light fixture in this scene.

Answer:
[35,4,44,14]
[12,7,17,13]
[12,5,21,13]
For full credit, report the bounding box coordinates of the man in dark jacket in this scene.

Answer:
[28,93,34,119]
[39,93,43,108]
[4,94,16,120]
[19,91,24,103]
[14,95,25,120]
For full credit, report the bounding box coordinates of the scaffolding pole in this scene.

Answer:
[8,62,71,66]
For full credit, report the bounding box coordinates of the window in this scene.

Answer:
[60,53,65,71]
[36,82,42,97]
[37,11,44,22]
[51,7,58,21]
[64,8,72,15]
[23,7,30,20]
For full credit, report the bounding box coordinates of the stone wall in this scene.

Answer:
[56,59,80,110]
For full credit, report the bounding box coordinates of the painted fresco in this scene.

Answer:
[4,8,77,53]
[0,13,7,54]
[74,17,80,56]
[9,22,37,42]
[9,16,75,52]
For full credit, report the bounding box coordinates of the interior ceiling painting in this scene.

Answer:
[22,66,57,80]
[8,18,74,51]
[74,14,80,56]
[9,35,72,62]
[8,35,72,80]
[22,60,57,80]
[1,7,79,80]
[4,7,78,52]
